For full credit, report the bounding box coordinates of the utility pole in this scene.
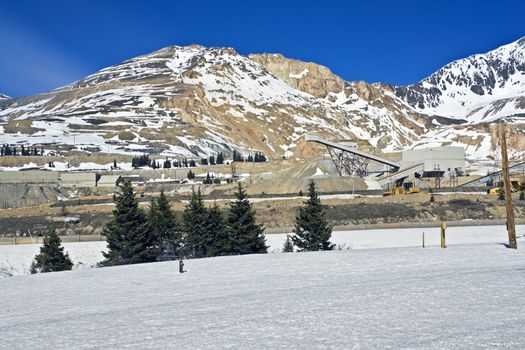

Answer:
[500,123,517,249]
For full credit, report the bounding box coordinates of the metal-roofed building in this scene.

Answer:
[97,175,123,187]
[60,172,97,188]
[0,170,59,185]
[401,147,465,177]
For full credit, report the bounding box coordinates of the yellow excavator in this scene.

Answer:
[488,180,523,196]
[383,180,421,196]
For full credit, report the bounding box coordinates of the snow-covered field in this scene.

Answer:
[1,239,525,349]
[1,225,524,276]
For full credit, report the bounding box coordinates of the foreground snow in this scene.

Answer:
[1,242,525,349]
[1,224,523,276]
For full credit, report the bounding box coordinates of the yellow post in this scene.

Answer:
[440,222,447,248]
[422,232,425,248]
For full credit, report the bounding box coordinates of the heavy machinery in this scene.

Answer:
[383,180,421,196]
[488,180,523,196]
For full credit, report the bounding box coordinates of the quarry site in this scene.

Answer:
[1,132,523,242]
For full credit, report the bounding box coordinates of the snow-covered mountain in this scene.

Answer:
[1,37,525,162]
[0,93,9,100]
[0,45,426,159]
[394,37,525,123]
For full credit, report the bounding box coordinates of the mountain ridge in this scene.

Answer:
[1,38,525,162]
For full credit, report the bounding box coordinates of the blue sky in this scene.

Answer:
[1,0,524,97]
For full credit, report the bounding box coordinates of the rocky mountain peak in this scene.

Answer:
[394,36,525,121]
[248,53,344,98]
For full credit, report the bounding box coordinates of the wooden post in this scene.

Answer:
[500,123,518,249]
[440,222,447,248]
[422,232,425,248]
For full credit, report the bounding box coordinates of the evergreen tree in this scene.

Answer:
[228,182,267,254]
[216,152,224,164]
[182,187,209,258]
[100,181,156,266]
[204,203,234,257]
[30,229,73,273]
[292,180,334,251]
[201,158,208,166]
[204,172,212,184]
[282,235,294,253]
[497,186,505,200]
[209,155,216,165]
[187,170,195,179]
[233,150,244,162]
[113,159,118,168]
[148,190,181,261]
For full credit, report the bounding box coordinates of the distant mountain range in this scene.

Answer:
[1,37,524,161]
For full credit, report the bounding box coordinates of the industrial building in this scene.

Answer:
[60,173,97,188]
[97,175,123,187]
[401,147,465,177]
[305,135,467,189]
[0,170,59,185]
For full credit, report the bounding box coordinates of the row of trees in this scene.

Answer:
[100,181,267,266]
[200,152,225,166]
[233,150,266,163]
[131,154,198,169]
[1,144,44,157]
[30,180,333,273]
[131,151,266,170]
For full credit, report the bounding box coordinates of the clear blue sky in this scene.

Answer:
[1,0,524,97]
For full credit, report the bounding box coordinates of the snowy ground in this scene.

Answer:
[1,225,524,276]
[1,240,525,349]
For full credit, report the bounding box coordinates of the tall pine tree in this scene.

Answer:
[292,180,334,251]
[100,181,156,266]
[205,203,234,257]
[148,190,182,261]
[182,187,209,258]
[228,182,267,254]
[30,229,73,273]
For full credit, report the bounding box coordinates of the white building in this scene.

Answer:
[401,147,465,177]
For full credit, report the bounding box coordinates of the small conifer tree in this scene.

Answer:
[292,180,334,251]
[282,235,294,253]
[30,229,73,273]
[228,182,267,254]
[498,186,505,200]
